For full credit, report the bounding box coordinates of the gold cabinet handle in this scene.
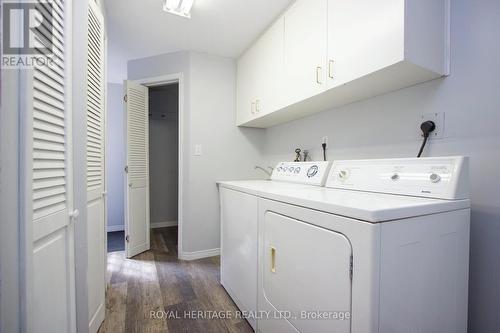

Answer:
[316,66,322,84]
[328,60,334,79]
[270,246,276,273]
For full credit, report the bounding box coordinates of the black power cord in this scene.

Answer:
[322,142,327,161]
[417,121,436,157]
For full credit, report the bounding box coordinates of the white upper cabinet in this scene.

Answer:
[254,17,285,118]
[237,18,284,125]
[236,45,258,125]
[327,0,405,89]
[283,0,327,106]
[237,0,450,128]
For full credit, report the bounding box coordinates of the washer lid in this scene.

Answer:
[218,180,470,222]
[262,187,470,222]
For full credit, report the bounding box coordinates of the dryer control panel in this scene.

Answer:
[271,161,332,186]
[326,156,469,200]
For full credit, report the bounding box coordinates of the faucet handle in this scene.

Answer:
[294,148,302,162]
[254,165,272,177]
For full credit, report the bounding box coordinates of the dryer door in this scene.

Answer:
[260,211,352,333]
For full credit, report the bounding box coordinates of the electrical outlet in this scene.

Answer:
[194,144,202,156]
[420,112,445,139]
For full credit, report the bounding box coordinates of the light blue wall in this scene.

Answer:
[106,83,125,231]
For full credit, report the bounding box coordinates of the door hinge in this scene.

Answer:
[124,165,128,173]
[349,254,353,280]
[125,235,130,242]
[123,94,128,102]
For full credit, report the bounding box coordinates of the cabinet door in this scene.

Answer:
[327,0,405,89]
[254,17,285,117]
[283,0,328,107]
[236,47,258,125]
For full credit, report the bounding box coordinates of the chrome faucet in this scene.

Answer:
[254,165,273,177]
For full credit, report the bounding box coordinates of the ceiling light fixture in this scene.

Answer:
[163,0,194,18]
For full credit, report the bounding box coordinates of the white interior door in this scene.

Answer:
[86,0,106,331]
[124,80,150,258]
[27,0,76,332]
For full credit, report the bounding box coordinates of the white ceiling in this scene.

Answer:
[104,0,293,82]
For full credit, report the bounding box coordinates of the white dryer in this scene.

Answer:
[257,156,470,333]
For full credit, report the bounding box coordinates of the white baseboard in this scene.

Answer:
[179,248,220,261]
[107,225,124,232]
[151,221,178,229]
[88,302,105,333]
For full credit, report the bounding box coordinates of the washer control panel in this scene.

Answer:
[326,156,469,200]
[271,161,332,186]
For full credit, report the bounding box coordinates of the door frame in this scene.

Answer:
[131,73,185,259]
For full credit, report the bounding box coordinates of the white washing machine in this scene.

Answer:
[257,156,470,333]
[218,161,333,329]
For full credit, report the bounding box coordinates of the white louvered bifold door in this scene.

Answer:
[124,80,150,258]
[86,1,106,332]
[27,0,76,332]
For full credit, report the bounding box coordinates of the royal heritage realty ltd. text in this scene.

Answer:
[149,310,351,321]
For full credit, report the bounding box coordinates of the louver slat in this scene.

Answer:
[127,87,147,182]
[32,0,67,221]
[86,4,105,191]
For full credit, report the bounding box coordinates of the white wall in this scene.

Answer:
[185,52,265,252]
[107,43,128,84]
[261,0,500,331]
[106,83,125,231]
[149,84,179,225]
[128,51,265,254]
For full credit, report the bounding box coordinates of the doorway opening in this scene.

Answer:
[105,83,126,253]
[105,75,183,259]
[148,83,179,245]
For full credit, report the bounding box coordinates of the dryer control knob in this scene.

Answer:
[430,173,441,183]
[390,173,400,181]
[338,170,348,180]
[307,165,319,178]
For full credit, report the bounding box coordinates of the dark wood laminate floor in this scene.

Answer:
[98,227,253,333]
